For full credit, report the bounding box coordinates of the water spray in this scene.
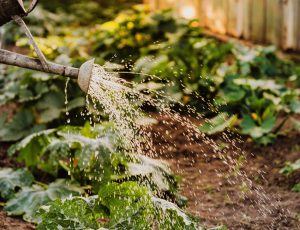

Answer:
[0,0,93,93]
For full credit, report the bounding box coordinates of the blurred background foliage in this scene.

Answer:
[0,0,300,145]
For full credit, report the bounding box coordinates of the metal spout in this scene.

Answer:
[78,59,94,93]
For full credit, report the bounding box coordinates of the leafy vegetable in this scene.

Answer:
[199,113,237,135]
[280,159,300,176]
[4,179,83,223]
[0,68,85,142]
[152,197,199,229]
[0,168,34,199]
[0,110,46,142]
[9,122,180,200]
[292,183,300,193]
[98,182,155,229]
[38,182,202,230]
[37,196,100,230]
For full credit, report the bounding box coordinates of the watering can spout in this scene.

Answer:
[0,49,94,93]
[0,0,94,93]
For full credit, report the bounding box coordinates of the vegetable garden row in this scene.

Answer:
[0,1,299,229]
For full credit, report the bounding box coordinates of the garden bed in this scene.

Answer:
[1,114,299,229]
[147,114,300,229]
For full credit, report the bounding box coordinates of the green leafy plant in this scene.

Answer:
[37,181,227,229]
[0,68,85,142]
[199,113,237,135]
[8,122,180,200]
[292,183,300,192]
[280,159,300,192]
[0,168,34,199]
[201,76,300,144]
[37,196,100,230]
[280,159,300,176]
[4,179,83,222]
[38,182,204,230]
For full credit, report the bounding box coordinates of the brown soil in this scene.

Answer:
[0,208,34,230]
[146,114,300,230]
[0,114,299,230]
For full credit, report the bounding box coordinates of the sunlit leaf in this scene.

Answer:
[199,113,237,135]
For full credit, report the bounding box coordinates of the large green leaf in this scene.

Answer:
[199,113,237,135]
[98,182,155,229]
[0,110,45,142]
[8,129,55,167]
[240,114,277,144]
[240,114,276,139]
[280,159,300,176]
[292,183,300,193]
[37,182,210,230]
[128,154,179,196]
[98,182,200,229]
[290,100,300,113]
[9,123,180,199]
[37,196,100,230]
[153,197,199,229]
[0,168,34,200]
[4,179,83,223]
[35,91,65,123]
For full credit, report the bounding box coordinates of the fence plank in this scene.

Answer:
[214,0,227,34]
[202,0,214,30]
[282,0,299,50]
[265,0,282,47]
[242,0,251,40]
[226,0,243,37]
[145,0,159,10]
[249,0,266,43]
[298,0,300,50]
[146,0,300,52]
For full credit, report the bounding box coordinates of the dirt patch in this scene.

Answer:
[147,114,300,230]
[0,208,34,230]
[0,143,22,169]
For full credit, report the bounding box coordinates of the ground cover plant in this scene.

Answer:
[0,1,299,229]
[0,122,226,229]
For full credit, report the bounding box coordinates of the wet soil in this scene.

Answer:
[146,114,300,230]
[0,114,299,229]
[0,209,34,230]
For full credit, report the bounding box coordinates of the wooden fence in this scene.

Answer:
[144,0,300,52]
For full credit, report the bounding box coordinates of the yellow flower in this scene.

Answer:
[101,21,119,32]
[191,21,199,27]
[251,113,258,120]
[127,21,135,30]
[118,39,127,48]
[183,95,190,104]
[135,33,143,43]
[119,30,127,37]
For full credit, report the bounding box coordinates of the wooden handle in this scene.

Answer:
[0,48,79,78]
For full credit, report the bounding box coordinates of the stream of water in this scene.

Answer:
[79,64,289,229]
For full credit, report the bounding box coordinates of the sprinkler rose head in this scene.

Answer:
[78,59,94,93]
